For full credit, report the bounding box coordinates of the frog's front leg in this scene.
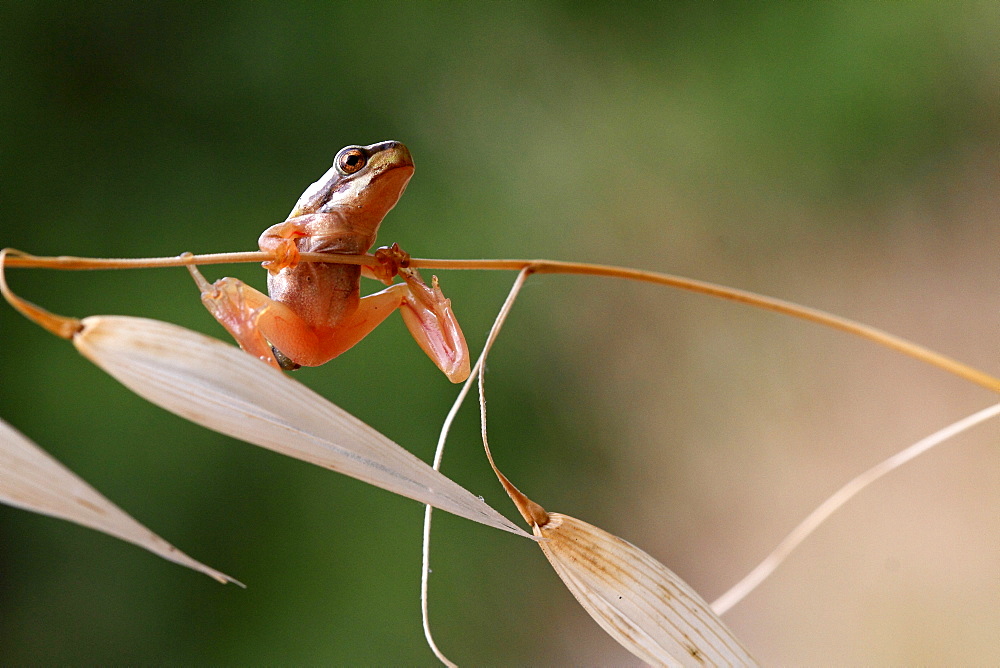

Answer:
[259,219,309,274]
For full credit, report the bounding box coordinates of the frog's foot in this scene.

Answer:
[187,263,281,368]
[270,345,302,371]
[397,267,470,383]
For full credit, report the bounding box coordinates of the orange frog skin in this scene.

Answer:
[188,141,470,382]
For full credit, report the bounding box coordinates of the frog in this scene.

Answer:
[187,141,470,382]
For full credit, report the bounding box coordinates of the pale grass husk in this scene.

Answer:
[71,315,529,538]
[458,268,756,665]
[0,418,238,584]
[536,513,757,667]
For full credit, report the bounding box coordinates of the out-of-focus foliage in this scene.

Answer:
[1,2,998,664]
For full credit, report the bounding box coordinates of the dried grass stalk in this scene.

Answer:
[72,315,528,537]
[0,417,238,584]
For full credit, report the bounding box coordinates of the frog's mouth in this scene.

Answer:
[367,140,414,171]
[364,142,414,187]
[344,141,415,214]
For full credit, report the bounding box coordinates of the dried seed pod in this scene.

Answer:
[536,513,757,667]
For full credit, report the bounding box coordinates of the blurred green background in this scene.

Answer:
[2,2,999,664]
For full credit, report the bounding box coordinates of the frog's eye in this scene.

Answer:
[336,147,367,175]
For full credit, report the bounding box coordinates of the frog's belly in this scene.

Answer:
[266,262,361,330]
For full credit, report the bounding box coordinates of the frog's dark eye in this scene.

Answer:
[336,147,367,175]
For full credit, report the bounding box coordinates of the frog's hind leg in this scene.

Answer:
[396,268,470,383]
[187,263,313,369]
[300,271,469,382]
[324,269,470,382]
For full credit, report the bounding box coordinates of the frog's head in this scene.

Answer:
[289,141,415,225]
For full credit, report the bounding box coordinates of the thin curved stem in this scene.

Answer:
[5,249,1000,393]
[711,401,1000,616]
[420,269,533,666]
[1,249,297,270]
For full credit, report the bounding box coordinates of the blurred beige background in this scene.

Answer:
[1,2,998,664]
